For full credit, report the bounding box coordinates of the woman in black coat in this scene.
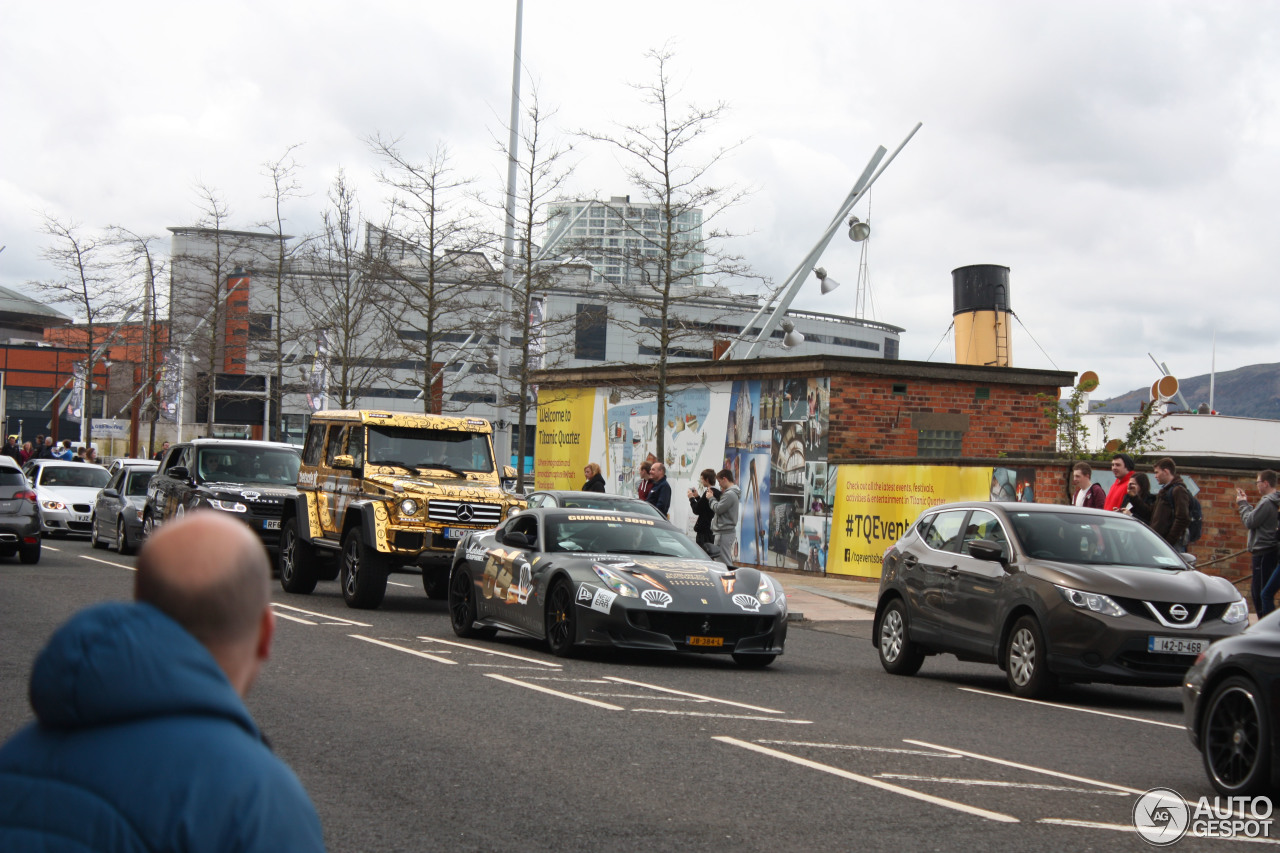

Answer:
[686,468,720,548]
[582,462,606,492]
[1123,474,1154,522]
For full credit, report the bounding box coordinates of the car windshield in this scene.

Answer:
[124,470,154,497]
[196,447,300,485]
[545,516,707,558]
[1007,510,1187,569]
[366,425,494,473]
[557,496,664,518]
[40,466,109,489]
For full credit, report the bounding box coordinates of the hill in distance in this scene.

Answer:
[1096,362,1280,419]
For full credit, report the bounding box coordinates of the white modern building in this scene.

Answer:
[163,225,905,453]
[542,196,704,287]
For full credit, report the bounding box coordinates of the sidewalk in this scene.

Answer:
[775,572,880,622]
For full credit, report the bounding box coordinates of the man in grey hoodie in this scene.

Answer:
[708,468,740,560]
[1237,469,1280,615]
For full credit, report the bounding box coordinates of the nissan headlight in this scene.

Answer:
[399,498,420,516]
[592,563,638,598]
[209,499,247,513]
[1222,598,1249,625]
[1055,584,1125,617]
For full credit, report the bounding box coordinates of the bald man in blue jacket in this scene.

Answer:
[0,512,325,852]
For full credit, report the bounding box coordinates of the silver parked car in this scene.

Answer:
[91,461,158,555]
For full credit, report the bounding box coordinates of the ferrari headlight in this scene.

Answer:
[592,563,638,598]
[209,499,247,513]
[41,500,65,511]
[756,575,775,605]
[399,498,419,516]
[1222,598,1249,625]
[1055,584,1124,617]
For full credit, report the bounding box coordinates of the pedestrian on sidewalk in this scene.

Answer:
[1150,458,1191,550]
[646,462,671,519]
[1104,453,1135,511]
[637,461,652,502]
[1237,469,1280,615]
[582,462,605,493]
[1122,474,1154,523]
[687,468,720,548]
[0,512,326,851]
[709,468,740,559]
[1071,462,1106,509]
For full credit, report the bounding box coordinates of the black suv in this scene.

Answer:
[144,438,301,550]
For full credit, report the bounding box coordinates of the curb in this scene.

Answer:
[790,585,878,613]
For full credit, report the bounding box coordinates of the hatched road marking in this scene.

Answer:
[957,687,1183,729]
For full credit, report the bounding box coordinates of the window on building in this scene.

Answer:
[884,337,900,360]
[575,304,607,361]
[249,313,273,340]
[917,430,963,457]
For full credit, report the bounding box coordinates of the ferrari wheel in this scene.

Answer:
[1203,676,1271,796]
[732,653,776,668]
[340,526,388,610]
[449,566,496,639]
[878,598,924,676]
[1006,615,1056,698]
[279,517,318,595]
[544,579,577,658]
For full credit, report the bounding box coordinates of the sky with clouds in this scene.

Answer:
[3,1,1278,402]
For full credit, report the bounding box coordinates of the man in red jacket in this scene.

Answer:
[1104,453,1135,511]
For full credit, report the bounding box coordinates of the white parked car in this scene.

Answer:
[22,459,111,537]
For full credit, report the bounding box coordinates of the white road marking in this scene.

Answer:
[272,603,371,627]
[273,612,317,625]
[1040,818,1280,845]
[80,555,133,571]
[418,636,562,667]
[518,677,612,684]
[957,686,1183,729]
[580,693,710,702]
[349,635,457,664]
[484,673,623,710]
[714,737,1018,823]
[387,580,413,588]
[635,709,811,723]
[465,664,562,671]
[904,740,1142,794]
[602,676,784,714]
[876,774,1131,796]
[758,741,960,758]
[42,545,60,552]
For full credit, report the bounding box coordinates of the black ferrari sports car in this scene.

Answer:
[1184,610,1280,796]
[448,507,787,666]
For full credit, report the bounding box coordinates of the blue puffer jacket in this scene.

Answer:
[0,602,325,852]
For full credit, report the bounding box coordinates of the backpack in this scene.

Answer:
[1187,493,1203,543]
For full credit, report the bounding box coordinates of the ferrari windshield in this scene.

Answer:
[367,426,494,473]
[546,515,707,559]
[1007,510,1188,570]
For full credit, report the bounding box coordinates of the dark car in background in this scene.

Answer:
[144,439,300,551]
[1184,612,1280,795]
[0,457,40,563]
[522,490,665,519]
[449,508,786,666]
[91,461,158,555]
[874,502,1248,698]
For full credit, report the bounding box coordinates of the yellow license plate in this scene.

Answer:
[687,636,724,647]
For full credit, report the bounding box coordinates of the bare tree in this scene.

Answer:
[170,185,264,433]
[260,143,308,439]
[578,47,757,461]
[492,92,582,486]
[106,226,167,455]
[293,169,398,408]
[29,216,133,446]
[367,135,494,414]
